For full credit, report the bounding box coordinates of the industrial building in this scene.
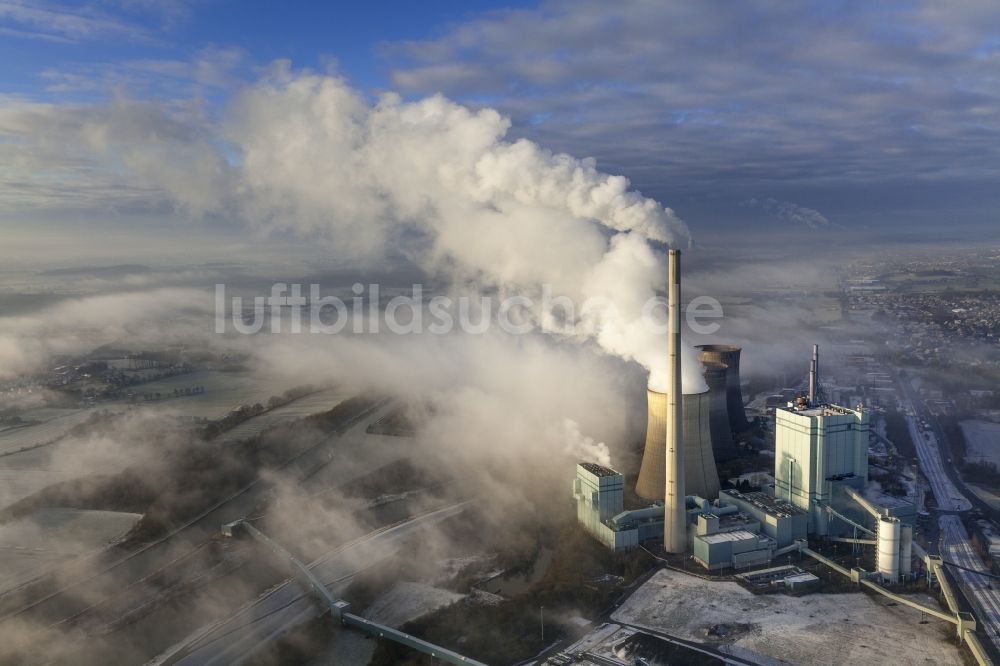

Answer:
[572,462,631,550]
[738,565,820,592]
[576,334,918,581]
[693,529,774,571]
[773,401,870,535]
[578,246,916,584]
[573,463,807,571]
[719,488,808,548]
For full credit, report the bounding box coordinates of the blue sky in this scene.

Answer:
[0,2,533,98]
[2,0,1000,243]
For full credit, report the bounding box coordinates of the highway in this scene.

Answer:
[157,501,472,665]
[897,377,1000,656]
[907,414,971,512]
[941,515,1000,641]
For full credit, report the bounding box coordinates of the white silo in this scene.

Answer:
[877,516,901,583]
[900,523,913,576]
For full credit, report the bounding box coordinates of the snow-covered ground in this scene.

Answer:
[0,467,75,510]
[611,568,963,666]
[363,581,465,628]
[961,420,1000,468]
[0,407,97,455]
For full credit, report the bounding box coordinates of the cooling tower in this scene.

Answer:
[635,388,721,501]
[696,344,750,434]
[701,361,740,462]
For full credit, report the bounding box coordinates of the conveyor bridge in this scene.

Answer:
[222,519,488,666]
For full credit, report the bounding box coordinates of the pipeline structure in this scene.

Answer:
[219,519,487,666]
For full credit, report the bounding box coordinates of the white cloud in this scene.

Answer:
[382,0,1000,207]
[0,1,146,43]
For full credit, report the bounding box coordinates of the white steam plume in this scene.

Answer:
[108,68,705,390]
[561,418,612,468]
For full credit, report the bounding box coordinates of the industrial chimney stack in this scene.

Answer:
[664,249,686,554]
[808,344,819,405]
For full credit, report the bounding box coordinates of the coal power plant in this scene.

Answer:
[635,388,721,501]
[696,344,751,436]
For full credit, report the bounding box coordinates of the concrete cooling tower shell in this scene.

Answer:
[697,344,751,434]
[635,389,721,501]
[702,361,740,462]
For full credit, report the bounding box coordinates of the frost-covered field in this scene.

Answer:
[961,420,1000,467]
[612,568,962,666]
[133,369,295,419]
[0,408,96,455]
[0,468,75,510]
[214,389,346,444]
[0,508,141,594]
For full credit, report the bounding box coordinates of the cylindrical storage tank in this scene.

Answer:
[877,517,901,583]
[636,388,721,501]
[899,524,913,576]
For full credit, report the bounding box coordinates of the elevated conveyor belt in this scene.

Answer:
[223,519,487,666]
[818,502,876,537]
[799,543,992,664]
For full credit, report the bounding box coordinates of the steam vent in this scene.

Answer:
[696,344,751,435]
[635,388,721,501]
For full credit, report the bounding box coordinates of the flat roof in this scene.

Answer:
[579,462,620,478]
[700,529,762,544]
[723,489,808,517]
[718,513,757,528]
[779,403,859,418]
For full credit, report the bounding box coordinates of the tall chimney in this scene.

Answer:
[808,344,819,405]
[664,249,686,553]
